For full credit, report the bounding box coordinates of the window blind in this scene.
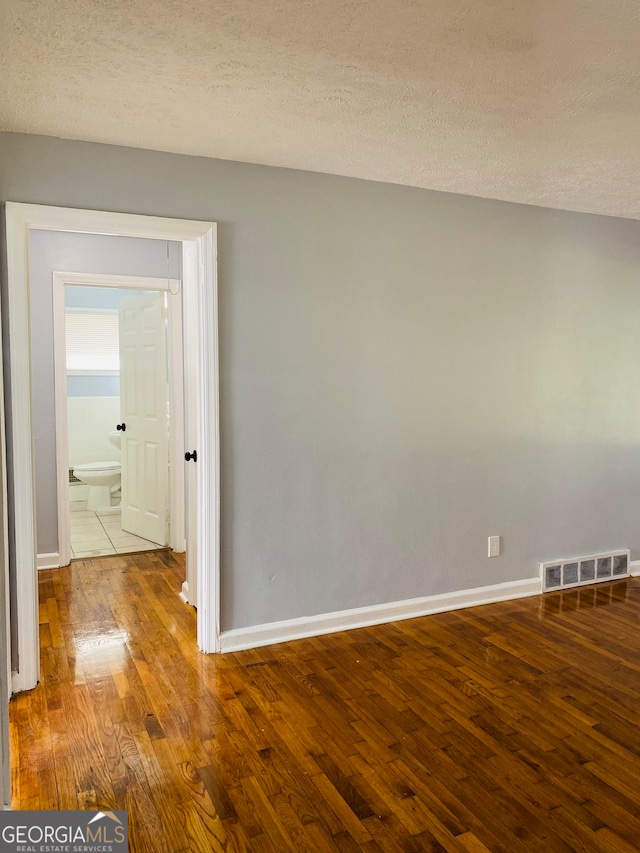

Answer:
[65,312,120,372]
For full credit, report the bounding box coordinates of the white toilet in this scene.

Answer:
[73,461,122,512]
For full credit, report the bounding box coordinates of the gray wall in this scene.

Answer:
[2,133,640,634]
[28,230,180,552]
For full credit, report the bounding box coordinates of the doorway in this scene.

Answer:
[53,276,186,566]
[4,204,220,695]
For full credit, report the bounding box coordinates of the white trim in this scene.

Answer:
[52,272,185,564]
[168,289,186,553]
[194,225,220,652]
[0,257,11,807]
[182,243,198,606]
[5,203,220,692]
[55,272,173,292]
[37,553,61,570]
[179,581,189,605]
[629,560,640,577]
[219,577,542,653]
[0,337,9,693]
[53,276,71,567]
[5,208,40,695]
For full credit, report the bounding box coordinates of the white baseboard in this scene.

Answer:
[11,670,35,694]
[37,552,60,570]
[629,560,640,577]
[219,576,542,653]
[179,581,189,604]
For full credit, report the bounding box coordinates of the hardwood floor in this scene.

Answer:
[10,558,640,852]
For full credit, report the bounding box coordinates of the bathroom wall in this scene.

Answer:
[65,285,141,403]
[68,396,121,502]
[68,376,119,397]
[27,232,181,553]
[66,285,147,399]
[66,287,149,484]
[67,397,121,468]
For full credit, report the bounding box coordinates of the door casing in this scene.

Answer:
[5,203,220,693]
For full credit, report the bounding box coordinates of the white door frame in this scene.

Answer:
[0,302,10,806]
[5,203,220,693]
[52,273,185,567]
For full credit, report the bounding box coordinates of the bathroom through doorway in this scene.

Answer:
[52,272,186,568]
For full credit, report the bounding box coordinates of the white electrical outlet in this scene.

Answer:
[488,535,501,557]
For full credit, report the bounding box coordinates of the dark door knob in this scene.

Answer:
[116,423,126,432]
[185,450,197,462]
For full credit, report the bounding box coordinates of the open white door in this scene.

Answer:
[119,292,169,546]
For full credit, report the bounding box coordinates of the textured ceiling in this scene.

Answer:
[1,0,640,218]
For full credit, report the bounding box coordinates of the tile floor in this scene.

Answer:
[70,501,164,558]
